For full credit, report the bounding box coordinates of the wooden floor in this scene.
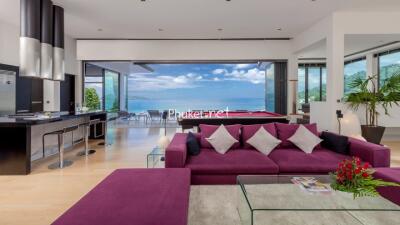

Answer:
[0,121,399,225]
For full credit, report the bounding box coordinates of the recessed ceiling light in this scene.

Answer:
[158,28,164,32]
[217,28,223,31]
[276,28,282,31]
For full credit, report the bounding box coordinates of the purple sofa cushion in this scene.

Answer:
[275,123,319,148]
[52,169,191,225]
[373,167,400,206]
[166,133,188,168]
[186,148,279,175]
[242,123,277,149]
[199,124,241,149]
[269,147,352,173]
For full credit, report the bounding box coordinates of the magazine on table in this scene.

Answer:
[291,177,332,193]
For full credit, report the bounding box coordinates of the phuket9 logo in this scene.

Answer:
[168,107,230,119]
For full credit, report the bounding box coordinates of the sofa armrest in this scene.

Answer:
[165,133,188,168]
[349,138,391,168]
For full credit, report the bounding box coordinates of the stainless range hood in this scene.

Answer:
[20,0,41,79]
[20,0,65,81]
[52,5,65,81]
[40,0,54,80]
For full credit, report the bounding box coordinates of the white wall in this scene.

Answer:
[292,15,332,54]
[296,12,400,132]
[77,39,296,112]
[64,35,80,75]
[0,21,19,66]
[77,40,292,61]
[0,20,80,111]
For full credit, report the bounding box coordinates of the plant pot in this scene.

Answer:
[361,125,385,144]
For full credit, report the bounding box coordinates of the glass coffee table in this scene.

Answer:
[146,147,165,168]
[237,175,400,225]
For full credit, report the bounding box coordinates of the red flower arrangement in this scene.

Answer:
[330,157,399,199]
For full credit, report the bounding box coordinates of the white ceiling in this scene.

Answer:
[1,0,400,39]
[298,34,400,59]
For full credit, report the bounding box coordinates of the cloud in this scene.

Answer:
[211,67,266,84]
[212,68,227,75]
[234,64,252,69]
[186,73,197,78]
[127,73,197,91]
[127,64,265,91]
[173,75,190,84]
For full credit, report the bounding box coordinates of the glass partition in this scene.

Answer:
[83,63,120,112]
[84,75,103,110]
[104,70,120,112]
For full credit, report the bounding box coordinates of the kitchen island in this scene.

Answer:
[0,111,107,175]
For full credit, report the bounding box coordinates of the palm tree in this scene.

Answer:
[345,73,400,143]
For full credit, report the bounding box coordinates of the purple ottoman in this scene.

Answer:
[52,169,191,225]
[374,167,400,206]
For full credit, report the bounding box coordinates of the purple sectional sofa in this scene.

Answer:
[52,169,191,225]
[374,167,400,205]
[166,123,391,185]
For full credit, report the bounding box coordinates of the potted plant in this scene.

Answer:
[346,73,400,144]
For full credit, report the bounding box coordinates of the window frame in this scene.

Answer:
[375,48,400,88]
[298,63,326,105]
[344,57,367,95]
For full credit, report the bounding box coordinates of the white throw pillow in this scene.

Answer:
[246,127,281,155]
[206,125,238,154]
[288,125,322,154]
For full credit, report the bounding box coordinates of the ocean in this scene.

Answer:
[127,98,271,113]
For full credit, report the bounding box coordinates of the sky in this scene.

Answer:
[380,51,400,68]
[127,63,268,100]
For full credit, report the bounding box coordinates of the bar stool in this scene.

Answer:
[76,119,100,156]
[43,125,79,169]
[97,119,109,146]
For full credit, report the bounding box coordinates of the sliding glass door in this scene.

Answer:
[104,70,120,112]
[83,63,120,112]
[125,62,287,115]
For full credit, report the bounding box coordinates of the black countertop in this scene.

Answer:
[0,111,107,127]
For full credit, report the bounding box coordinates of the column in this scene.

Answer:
[366,53,378,89]
[287,55,298,115]
[43,79,60,111]
[318,23,345,132]
[75,61,83,107]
